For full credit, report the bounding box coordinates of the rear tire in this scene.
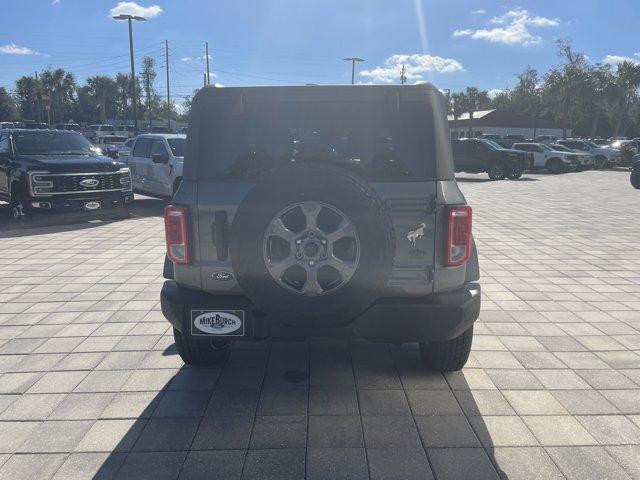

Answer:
[487,163,506,180]
[419,326,473,372]
[546,158,564,174]
[173,328,230,367]
[595,155,608,169]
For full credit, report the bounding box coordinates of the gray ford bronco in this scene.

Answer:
[161,84,480,371]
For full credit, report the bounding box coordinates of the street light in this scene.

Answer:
[343,57,364,85]
[113,13,146,136]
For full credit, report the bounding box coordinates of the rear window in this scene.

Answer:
[196,100,436,182]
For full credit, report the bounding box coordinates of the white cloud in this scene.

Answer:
[0,43,39,55]
[359,53,464,84]
[603,54,640,66]
[454,8,560,46]
[471,9,486,14]
[52,0,60,4]
[180,57,193,62]
[109,2,163,18]
[487,88,503,99]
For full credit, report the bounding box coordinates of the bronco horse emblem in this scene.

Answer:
[407,223,426,246]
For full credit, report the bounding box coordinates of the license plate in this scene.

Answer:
[84,201,101,211]
[190,309,245,337]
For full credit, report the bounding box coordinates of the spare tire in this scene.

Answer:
[229,163,395,327]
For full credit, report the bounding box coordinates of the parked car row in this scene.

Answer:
[451,136,625,180]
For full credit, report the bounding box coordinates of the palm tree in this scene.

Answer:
[41,68,76,123]
[115,73,131,119]
[15,75,43,121]
[450,92,465,137]
[86,75,116,123]
[464,87,480,138]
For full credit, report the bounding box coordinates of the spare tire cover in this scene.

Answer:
[229,163,395,327]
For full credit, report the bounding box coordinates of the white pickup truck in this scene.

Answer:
[512,142,583,173]
[123,134,186,197]
[557,139,622,169]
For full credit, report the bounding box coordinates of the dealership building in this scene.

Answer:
[448,109,570,139]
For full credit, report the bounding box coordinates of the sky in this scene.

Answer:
[1,0,639,103]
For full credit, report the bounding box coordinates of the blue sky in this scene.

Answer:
[1,0,638,102]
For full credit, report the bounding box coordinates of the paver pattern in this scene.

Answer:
[0,169,639,479]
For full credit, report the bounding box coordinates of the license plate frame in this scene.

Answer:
[190,309,245,337]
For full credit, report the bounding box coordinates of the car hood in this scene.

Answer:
[15,154,126,173]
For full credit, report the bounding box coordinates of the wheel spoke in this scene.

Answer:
[325,254,357,278]
[266,218,296,243]
[300,202,321,230]
[267,256,296,279]
[301,267,323,296]
[326,219,356,243]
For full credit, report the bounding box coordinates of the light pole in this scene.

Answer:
[113,13,146,136]
[343,57,364,85]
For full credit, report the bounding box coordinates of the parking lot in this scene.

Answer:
[0,168,638,480]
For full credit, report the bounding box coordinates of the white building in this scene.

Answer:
[448,109,570,139]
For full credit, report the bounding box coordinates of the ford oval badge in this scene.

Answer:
[212,271,234,281]
[80,178,100,188]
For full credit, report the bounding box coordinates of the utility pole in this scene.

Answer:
[203,73,207,87]
[343,57,364,85]
[205,42,211,85]
[400,64,407,85]
[165,40,171,130]
[143,71,151,127]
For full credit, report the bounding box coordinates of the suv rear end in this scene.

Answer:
[161,85,480,371]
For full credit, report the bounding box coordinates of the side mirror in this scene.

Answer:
[152,153,169,164]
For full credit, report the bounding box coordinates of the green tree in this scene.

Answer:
[0,87,18,121]
[610,61,640,136]
[15,75,43,121]
[40,68,76,123]
[462,87,489,137]
[86,75,117,123]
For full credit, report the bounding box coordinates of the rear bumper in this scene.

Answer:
[161,280,481,343]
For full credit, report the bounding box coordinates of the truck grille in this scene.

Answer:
[52,173,121,193]
[29,170,131,196]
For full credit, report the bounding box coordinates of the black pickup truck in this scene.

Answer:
[451,138,532,180]
[0,129,133,222]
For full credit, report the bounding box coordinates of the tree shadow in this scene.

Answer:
[85,338,516,480]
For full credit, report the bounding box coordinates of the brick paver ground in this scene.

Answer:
[0,169,639,480]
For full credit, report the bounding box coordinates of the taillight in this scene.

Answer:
[164,206,190,264]
[446,205,472,266]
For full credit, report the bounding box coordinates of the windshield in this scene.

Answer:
[479,139,502,150]
[550,144,571,152]
[584,141,599,148]
[167,138,186,157]
[13,131,99,156]
[198,99,436,182]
